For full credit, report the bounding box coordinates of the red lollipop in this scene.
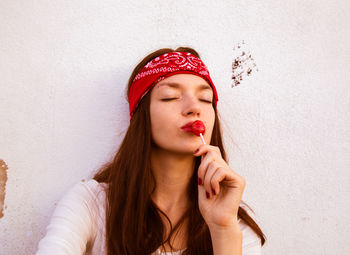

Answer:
[191,120,205,136]
[191,120,206,144]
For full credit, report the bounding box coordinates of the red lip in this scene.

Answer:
[181,121,194,128]
[181,121,195,132]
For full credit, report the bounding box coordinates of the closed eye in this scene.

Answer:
[200,99,213,103]
[161,98,212,103]
[161,98,178,101]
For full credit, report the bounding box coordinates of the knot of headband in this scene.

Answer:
[128,51,219,118]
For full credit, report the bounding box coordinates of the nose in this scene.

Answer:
[181,95,201,117]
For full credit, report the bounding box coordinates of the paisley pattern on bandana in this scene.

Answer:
[129,51,219,118]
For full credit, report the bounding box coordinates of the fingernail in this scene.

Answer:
[194,149,199,154]
[212,188,216,195]
[206,191,210,199]
[198,178,203,185]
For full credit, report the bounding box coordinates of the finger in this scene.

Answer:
[209,167,228,196]
[197,180,207,201]
[222,170,246,190]
[197,152,216,183]
[193,144,222,158]
[203,161,221,198]
[193,143,207,155]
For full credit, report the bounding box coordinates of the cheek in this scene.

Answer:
[205,110,216,137]
[150,105,170,139]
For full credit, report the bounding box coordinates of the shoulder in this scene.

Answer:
[77,179,108,199]
[238,218,261,249]
[36,179,108,254]
[238,202,262,252]
[56,179,108,216]
[67,179,107,207]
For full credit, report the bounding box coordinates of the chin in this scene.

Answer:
[153,136,205,154]
[158,145,196,155]
[176,143,203,154]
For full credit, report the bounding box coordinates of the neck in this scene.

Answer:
[150,147,195,213]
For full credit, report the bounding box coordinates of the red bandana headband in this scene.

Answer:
[128,51,219,118]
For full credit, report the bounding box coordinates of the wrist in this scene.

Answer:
[208,216,241,231]
[208,222,242,237]
[209,223,243,255]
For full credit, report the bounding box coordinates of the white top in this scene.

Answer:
[36,179,262,255]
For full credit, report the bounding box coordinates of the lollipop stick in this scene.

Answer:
[199,133,206,145]
[199,133,206,161]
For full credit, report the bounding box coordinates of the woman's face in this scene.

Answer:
[149,73,215,154]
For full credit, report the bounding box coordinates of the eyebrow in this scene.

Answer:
[157,82,212,91]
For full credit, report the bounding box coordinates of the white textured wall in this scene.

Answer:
[1,0,349,254]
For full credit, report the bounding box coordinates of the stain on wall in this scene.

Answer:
[0,159,8,219]
[232,40,258,87]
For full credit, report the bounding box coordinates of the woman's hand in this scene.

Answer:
[194,144,246,230]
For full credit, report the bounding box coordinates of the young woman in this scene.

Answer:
[36,47,266,255]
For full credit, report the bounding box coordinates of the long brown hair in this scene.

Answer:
[93,47,266,254]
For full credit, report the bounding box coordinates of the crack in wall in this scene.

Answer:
[0,159,8,219]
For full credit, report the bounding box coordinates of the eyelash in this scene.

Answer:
[161,98,212,104]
